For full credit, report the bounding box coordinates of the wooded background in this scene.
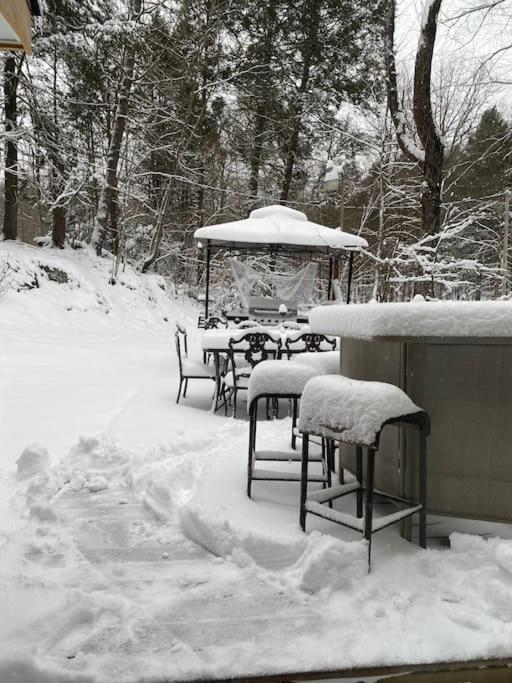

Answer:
[1,0,512,303]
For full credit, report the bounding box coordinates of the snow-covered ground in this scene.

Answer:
[2,242,512,682]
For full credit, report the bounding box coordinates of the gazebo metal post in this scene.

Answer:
[205,240,211,319]
[327,254,333,300]
[346,251,355,304]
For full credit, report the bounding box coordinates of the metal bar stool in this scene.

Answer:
[247,360,333,498]
[298,375,430,569]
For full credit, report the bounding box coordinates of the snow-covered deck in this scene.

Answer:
[3,245,512,681]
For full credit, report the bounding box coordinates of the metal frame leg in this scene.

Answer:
[176,377,183,404]
[419,426,427,549]
[326,439,333,508]
[356,446,363,518]
[247,403,257,498]
[300,433,309,531]
[364,448,376,570]
[291,398,298,450]
[183,378,188,397]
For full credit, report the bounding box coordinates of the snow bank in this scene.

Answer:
[299,375,421,445]
[16,444,50,480]
[310,300,512,339]
[0,657,94,682]
[0,241,174,332]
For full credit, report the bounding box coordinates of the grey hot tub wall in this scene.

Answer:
[339,338,512,523]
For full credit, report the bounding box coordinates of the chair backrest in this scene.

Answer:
[205,315,228,330]
[228,331,281,369]
[284,332,336,358]
[175,328,188,374]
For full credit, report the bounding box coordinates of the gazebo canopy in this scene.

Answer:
[194,205,368,253]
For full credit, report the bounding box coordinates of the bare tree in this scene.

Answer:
[384,0,444,235]
[91,0,143,256]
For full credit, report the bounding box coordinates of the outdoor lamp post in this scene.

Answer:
[323,158,345,231]
[324,159,349,300]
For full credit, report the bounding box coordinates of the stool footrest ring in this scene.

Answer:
[307,481,360,504]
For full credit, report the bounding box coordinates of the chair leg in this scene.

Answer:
[176,378,183,404]
[300,433,310,531]
[247,408,257,498]
[419,426,428,549]
[291,398,298,450]
[364,448,376,570]
[183,378,188,398]
[356,445,363,518]
[321,439,326,490]
[233,389,237,419]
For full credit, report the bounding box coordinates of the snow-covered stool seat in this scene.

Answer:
[292,350,340,375]
[298,375,430,568]
[246,360,331,498]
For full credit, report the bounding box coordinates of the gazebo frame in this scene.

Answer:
[199,240,357,320]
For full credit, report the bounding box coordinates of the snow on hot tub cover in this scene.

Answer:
[299,375,422,446]
[309,300,512,339]
[194,205,368,252]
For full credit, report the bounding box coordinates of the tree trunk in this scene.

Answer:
[384,0,444,236]
[52,205,66,248]
[3,54,22,241]
[413,0,444,235]
[91,0,142,255]
[279,0,321,203]
[249,106,266,200]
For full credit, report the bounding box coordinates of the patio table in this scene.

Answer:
[201,326,336,412]
[201,326,290,412]
[309,300,512,523]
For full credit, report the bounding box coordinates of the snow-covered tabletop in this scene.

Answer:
[309,300,512,341]
[201,326,307,351]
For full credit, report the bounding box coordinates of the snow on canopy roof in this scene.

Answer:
[194,205,368,252]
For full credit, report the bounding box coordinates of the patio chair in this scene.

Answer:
[175,327,215,404]
[204,315,228,330]
[224,331,281,418]
[283,332,336,359]
[202,315,229,364]
[299,375,429,569]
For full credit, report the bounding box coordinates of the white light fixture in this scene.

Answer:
[324,159,342,194]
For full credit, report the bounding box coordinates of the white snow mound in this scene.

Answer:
[16,444,50,480]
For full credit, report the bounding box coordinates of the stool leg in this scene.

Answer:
[419,426,427,549]
[337,441,344,485]
[300,433,309,531]
[291,398,298,450]
[364,448,376,570]
[356,446,363,518]
[326,440,333,508]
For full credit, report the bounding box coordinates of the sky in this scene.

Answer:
[397,0,512,113]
